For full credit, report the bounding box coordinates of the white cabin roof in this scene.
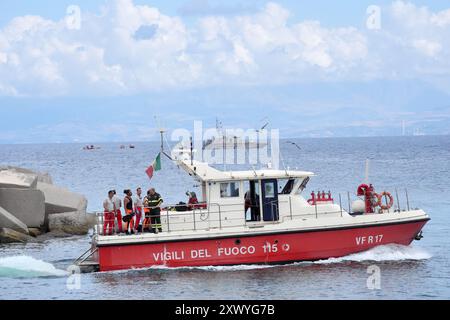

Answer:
[177,160,314,182]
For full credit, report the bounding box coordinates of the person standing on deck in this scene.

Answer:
[103,191,115,236]
[112,190,123,233]
[143,190,152,232]
[147,188,163,233]
[123,189,135,235]
[134,187,144,233]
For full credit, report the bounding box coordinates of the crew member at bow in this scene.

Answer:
[103,190,115,236]
[147,188,163,233]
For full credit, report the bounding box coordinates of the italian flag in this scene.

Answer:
[145,152,162,179]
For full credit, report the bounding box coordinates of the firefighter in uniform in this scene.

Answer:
[147,188,163,233]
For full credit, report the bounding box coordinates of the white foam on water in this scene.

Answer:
[105,244,432,274]
[147,264,277,272]
[145,245,432,270]
[0,256,68,278]
[104,264,277,274]
[314,244,432,264]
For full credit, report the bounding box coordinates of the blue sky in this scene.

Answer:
[1,0,450,143]
[2,0,449,27]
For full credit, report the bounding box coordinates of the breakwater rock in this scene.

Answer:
[0,166,94,243]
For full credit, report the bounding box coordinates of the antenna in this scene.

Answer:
[250,164,258,177]
[154,115,173,160]
[279,149,289,176]
[257,116,269,130]
[190,136,194,166]
[365,159,370,184]
[159,129,165,153]
[256,119,270,167]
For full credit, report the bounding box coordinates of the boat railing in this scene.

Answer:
[341,187,415,214]
[279,187,416,222]
[93,188,416,236]
[74,246,99,266]
[93,202,247,236]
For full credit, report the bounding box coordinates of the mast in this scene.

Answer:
[365,159,370,184]
[160,129,165,154]
[190,136,194,166]
[157,124,172,161]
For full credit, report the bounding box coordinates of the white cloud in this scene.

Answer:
[0,52,7,64]
[0,0,449,96]
[412,39,442,57]
[178,0,257,17]
[431,9,450,27]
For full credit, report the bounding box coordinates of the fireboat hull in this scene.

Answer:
[96,219,429,272]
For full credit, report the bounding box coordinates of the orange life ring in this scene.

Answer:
[376,191,394,210]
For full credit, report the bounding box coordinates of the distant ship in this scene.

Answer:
[203,119,268,150]
[83,145,100,150]
[203,135,267,150]
[120,145,136,149]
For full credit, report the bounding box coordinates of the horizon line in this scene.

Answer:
[0,133,447,146]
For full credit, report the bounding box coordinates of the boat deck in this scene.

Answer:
[94,209,429,246]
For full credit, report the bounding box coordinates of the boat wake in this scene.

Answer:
[148,264,277,272]
[103,245,432,275]
[0,256,68,278]
[314,244,432,264]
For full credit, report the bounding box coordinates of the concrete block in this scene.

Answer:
[0,188,46,229]
[37,182,87,214]
[0,228,33,243]
[0,166,53,184]
[48,211,96,235]
[0,206,29,234]
[0,169,38,189]
[36,172,53,184]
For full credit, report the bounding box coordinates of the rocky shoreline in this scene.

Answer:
[0,166,95,243]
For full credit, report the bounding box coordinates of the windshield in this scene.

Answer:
[279,179,296,194]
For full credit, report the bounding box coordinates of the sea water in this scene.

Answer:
[0,136,449,299]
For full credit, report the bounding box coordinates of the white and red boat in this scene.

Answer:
[76,150,430,272]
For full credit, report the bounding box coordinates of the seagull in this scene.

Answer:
[287,141,301,150]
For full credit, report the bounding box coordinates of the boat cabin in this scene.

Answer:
[152,158,341,233]
[93,153,345,236]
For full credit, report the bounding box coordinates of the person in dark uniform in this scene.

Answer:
[123,189,135,235]
[147,188,163,233]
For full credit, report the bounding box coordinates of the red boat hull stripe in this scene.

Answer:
[97,219,428,271]
[96,218,430,247]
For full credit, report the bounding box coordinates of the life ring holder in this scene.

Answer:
[376,191,394,210]
[199,211,209,221]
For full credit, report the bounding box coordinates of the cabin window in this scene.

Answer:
[264,183,275,198]
[296,177,310,194]
[220,182,240,198]
[279,179,296,194]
